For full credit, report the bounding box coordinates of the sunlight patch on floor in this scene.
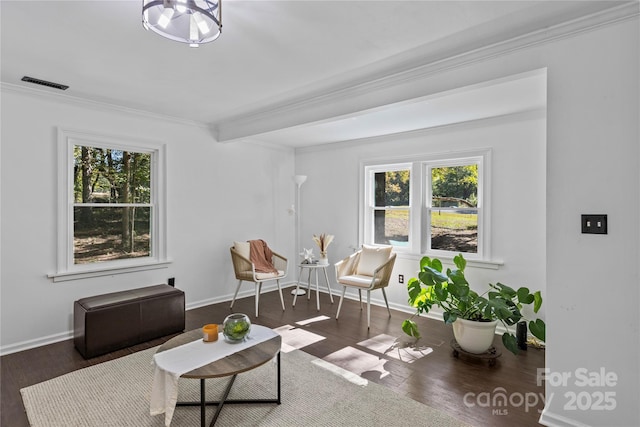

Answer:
[322,346,390,379]
[273,324,326,353]
[295,315,331,326]
[358,334,433,364]
[311,358,369,386]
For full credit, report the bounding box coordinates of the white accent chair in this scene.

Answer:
[334,245,396,329]
[230,241,287,317]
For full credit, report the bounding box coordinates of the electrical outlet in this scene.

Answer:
[168,277,175,287]
[398,274,404,284]
[581,214,607,234]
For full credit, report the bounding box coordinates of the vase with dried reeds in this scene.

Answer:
[312,233,334,265]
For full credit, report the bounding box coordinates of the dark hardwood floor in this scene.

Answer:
[1,289,545,426]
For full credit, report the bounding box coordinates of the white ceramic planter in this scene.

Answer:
[318,252,329,265]
[452,318,498,354]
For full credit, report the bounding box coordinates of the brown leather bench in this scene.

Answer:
[74,284,185,358]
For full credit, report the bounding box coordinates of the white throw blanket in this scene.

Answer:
[150,325,278,426]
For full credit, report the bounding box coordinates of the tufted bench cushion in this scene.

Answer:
[73,284,185,358]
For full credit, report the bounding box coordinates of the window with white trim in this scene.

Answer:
[53,129,167,280]
[365,164,412,247]
[427,160,480,255]
[362,150,489,259]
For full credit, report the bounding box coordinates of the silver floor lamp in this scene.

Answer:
[292,175,307,296]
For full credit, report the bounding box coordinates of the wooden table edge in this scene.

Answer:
[156,326,282,379]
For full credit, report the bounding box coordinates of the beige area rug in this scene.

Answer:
[21,346,470,427]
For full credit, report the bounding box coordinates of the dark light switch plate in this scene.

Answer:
[581,214,607,234]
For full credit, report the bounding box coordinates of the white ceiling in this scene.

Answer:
[0,1,629,147]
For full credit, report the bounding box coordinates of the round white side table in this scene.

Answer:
[293,263,334,311]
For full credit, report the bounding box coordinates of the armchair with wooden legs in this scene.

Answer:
[334,245,396,329]
[230,241,287,317]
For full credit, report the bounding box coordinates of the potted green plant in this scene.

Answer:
[402,254,545,355]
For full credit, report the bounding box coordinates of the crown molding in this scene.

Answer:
[1,82,207,130]
[214,1,639,143]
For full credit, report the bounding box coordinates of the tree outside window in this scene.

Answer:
[73,146,152,264]
[373,169,410,246]
[429,165,478,253]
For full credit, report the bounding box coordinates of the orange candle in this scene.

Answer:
[202,324,218,342]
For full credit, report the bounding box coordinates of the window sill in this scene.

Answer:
[394,252,504,270]
[48,259,172,282]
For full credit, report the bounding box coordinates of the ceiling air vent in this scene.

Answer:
[21,76,69,91]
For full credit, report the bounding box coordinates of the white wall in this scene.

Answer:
[295,110,547,318]
[0,88,296,353]
[542,17,639,427]
[295,14,640,427]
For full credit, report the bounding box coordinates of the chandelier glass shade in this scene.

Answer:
[142,0,222,47]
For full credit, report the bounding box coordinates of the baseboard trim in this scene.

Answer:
[538,409,591,427]
[0,331,73,356]
[186,281,298,310]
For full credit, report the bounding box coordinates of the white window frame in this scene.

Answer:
[50,128,169,282]
[424,156,485,259]
[363,162,414,251]
[361,149,492,262]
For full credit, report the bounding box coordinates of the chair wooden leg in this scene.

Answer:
[381,288,391,317]
[366,290,371,329]
[276,279,285,312]
[336,287,347,320]
[358,289,363,310]
[230,280,242,309]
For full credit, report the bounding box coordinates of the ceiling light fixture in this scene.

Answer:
[142,0,222,48]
